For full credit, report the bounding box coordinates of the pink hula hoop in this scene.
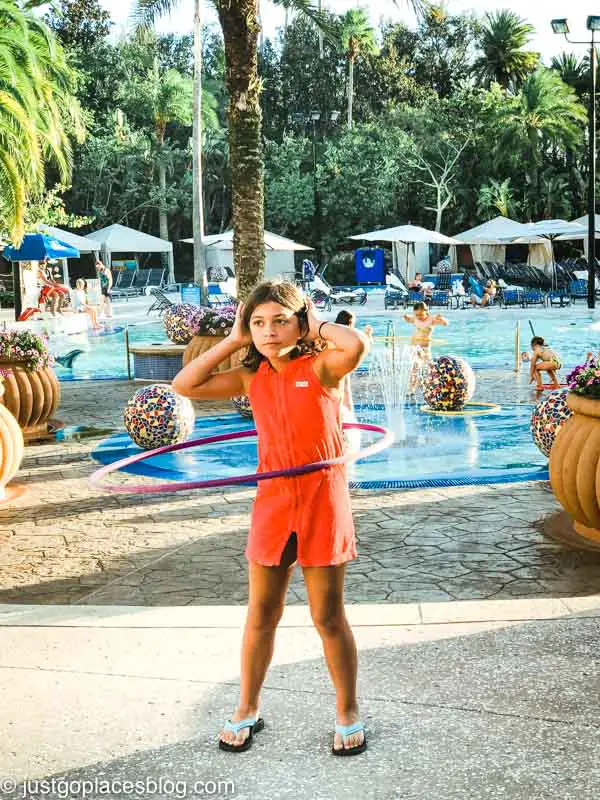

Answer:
[90,422,394,495]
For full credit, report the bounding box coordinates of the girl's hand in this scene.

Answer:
[229,303,252,348]
[305,296,323,340]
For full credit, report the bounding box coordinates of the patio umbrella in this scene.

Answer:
[349,224,460,281]
[3,233,80,319]
[3,232,80,261]
[498,219,586,291]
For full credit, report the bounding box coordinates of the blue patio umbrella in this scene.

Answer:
[3,233,80,320]
[3,232,80,261]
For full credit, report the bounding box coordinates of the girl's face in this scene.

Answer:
[249,301,302,358]
[414,308,429,321]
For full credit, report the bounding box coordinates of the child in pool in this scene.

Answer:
[529,336,562,389]
[332,310,373,452]
[172,281,370,757]
[403,302,448,391]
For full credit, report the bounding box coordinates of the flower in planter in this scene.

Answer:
[0,330,54,372]
[566,358,600,400]
[190,305,237,338]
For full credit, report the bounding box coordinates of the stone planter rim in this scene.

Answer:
[566,392,600,418]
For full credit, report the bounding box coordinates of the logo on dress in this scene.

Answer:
[295,381,309,388]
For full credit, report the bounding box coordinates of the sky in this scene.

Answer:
[100,0,597,64]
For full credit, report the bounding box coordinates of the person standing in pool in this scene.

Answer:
[173,280,370,757]
[403,301,448,392]
[529,336,561,390]
[96,260,113,319]
[332,310,373,452]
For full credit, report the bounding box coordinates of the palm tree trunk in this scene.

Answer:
[347,57,354,129]
[217,0,264,301]
[157,158,175,284]
[192,0,208,301]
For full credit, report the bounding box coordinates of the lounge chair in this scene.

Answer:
[384,288,406,309]
[547,289,571,307]
[147,288,175,317]
[523,289,546,307]
[146,268,166,291]
[111,270,137,298]
[429,289,450,308]
[569,279,588,302]
[128,268,152,296]
[500,288,524,307]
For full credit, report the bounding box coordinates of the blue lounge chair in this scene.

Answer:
[569,279,588,302]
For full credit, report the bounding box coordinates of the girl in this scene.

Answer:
[96,260,113,319]
[403,301,448,392]
[172,281,370,757]
[529,336,562,389]
[71,278,101,330]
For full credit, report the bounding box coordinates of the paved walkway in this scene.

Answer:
[1,601,600,799]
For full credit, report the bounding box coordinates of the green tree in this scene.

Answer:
[45,0,111,50]
[491,69,587,216]
[0,0,85,242]
[413,6,480,98]
[135,0,422,299]
[551,52,589,97]
[339,9,377,129]
[473,10,538,90]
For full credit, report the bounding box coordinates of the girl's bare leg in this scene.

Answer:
[219,537,297,747]
[303,564,364,752]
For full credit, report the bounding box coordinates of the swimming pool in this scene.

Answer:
[55,305,600,381]
[92,400,549,489]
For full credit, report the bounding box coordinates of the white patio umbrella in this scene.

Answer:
[349,224,460,281]
[498,219,587,290]
[180,230,313,251]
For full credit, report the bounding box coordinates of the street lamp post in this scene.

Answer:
[290,110,340,271]
[552,16,600,309]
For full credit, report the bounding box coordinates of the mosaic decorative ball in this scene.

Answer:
[124,384,195,450]
[530,389,572,458]
[163,303,199,344]
[423,356,476,411]
[232,395,253,419]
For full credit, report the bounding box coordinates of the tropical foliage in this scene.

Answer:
[0,0,85,242]
[0,1,593,291]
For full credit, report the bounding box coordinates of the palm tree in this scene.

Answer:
[494,68,587,216]
[135,0,422,299]
[474,10,539,90]
[339,9,377,129]
[0,0,84,243]
[551,52,589,97]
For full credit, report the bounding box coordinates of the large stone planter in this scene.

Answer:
[0,362,61,441]
[0,380,24,499]
[549,393,600,542]
[183,336,245,372]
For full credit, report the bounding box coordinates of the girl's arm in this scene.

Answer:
[309,300,369,385]
[172,305,251,400]
[403,314,415,323]
[433,315,448,326]
[107,270,113,290]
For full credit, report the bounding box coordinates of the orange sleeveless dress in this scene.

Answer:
[245,353,356,567]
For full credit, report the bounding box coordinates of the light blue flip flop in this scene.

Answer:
[218,715,265,753]
[332,721,367,756]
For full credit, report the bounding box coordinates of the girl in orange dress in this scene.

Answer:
[173,281,370,757]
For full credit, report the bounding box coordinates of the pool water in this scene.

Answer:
[92,403,548,490]
[54,306,600,381]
